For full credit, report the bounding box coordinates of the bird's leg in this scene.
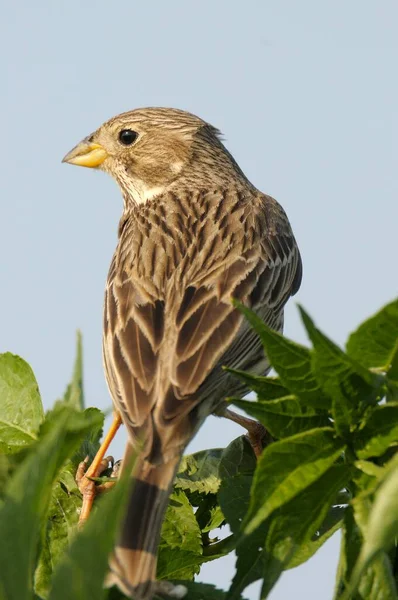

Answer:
[75,412,122,526]
[221,408,272,458]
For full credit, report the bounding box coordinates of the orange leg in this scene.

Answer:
[76,412,122,525]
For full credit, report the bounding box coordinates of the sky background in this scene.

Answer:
[1,2,397,598]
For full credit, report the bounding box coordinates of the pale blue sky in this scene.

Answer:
[1,2,397,598]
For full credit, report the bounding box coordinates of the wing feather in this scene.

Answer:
[103,189,302,462]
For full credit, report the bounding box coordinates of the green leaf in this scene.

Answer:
[48,454,134,600]
[193,491,225,535]
[344,461,398,598]
[231,395,330,439]
[218,436,257,535]
[390,349,398,382]
[176,449,223,495]
[333,508,361,600]
[288,505,345,569]
[299,307,381,436]
[157,550,202,582]
[335,507,398,600]
[70,407,104,466]
[0,353,44,454]
[159,581,248,600]
[61,332,85,410]
[224,369,289,400]
[228,465,349,600]
[212,438,258,597]
[34,408,104,596]
[357,556,398,600]
[227,527,267,600]
[346,298,398,372]
[243,427,345,535]
[354,460,386,480]
[34,482,81,598]
[201,504,225,534]
[0,407,101,600]
[387,380,398,402]
[232,301,330,409]
[354,403,398,459]
[157,490,202,580]
[189,442,253,566]
[259,464,351,599]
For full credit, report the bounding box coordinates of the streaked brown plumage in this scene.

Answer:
[63,107,302,599]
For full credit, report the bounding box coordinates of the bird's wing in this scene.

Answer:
[103,190,302,462]
[173,192,302,404]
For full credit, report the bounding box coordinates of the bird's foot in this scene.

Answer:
[244,419,271,459]
[98,458,123,490]
[75,455,117,526]
[221,408,273,458]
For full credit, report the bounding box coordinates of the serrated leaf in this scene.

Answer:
[231,395,329,439]
[0,407,101,600]
[343,461,398,599]
[193,491,226,536]
[286,508,345,570]
[354,460,386,480]
[201,504,225,533]
[228,465,349,600]
[157,550,202,582]
[354,403,398,459]
[218,436,257,535]
[34,407,104,596]
[34,482,81,598]
[299,307,381,436]
[0,353,44,454]
[71,407,104,465]
[158,490,202,580]
[357,556,398,600]
[333,508,361,600]
[243,427,345,535]
[387,380,398,402]
[62,331,85,410]
[48,453,134,600]
[259,464,351,599]
[335,507,398,600]
[232,301,330,409]
[224,369,289,400]
[176,449,223,495]
[228,527,267,600]
[346,299,398,372]
[364,461,398,552]
[288,505,345,569]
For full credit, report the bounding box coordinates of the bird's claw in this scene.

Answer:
[245,422,272,458]
[75,455,114,495]
[75,455,116,526]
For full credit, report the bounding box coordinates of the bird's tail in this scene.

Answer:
[107,445,181,599]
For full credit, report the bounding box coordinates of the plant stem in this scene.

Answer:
[202,534,236,557]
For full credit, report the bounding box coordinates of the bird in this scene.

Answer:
[62,107,302,599]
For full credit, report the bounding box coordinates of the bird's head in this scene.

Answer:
[62,107,240,205]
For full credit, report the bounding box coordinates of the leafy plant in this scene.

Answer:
[0,299,398,599]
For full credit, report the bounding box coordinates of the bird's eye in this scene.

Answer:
[118,129,139,146]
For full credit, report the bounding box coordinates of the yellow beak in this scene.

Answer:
[62,139,108,168]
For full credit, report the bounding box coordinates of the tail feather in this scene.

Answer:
[107,448,180,599]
